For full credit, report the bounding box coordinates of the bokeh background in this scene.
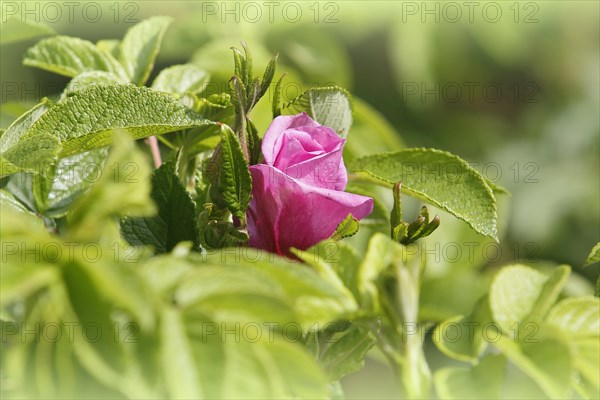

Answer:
[1,1,598,397]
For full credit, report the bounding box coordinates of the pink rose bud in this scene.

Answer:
[247,112,374,255]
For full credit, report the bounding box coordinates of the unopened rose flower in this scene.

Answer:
[247,113,373,255]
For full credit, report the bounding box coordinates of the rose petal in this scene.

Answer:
[282,147,348,190]
[247,164,373,255]
[262,112,321,165]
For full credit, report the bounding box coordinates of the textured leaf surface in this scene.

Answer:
[22,84,213,158]
[350,148,498,239]
[23,36,126,79]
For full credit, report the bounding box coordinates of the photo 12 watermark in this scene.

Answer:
[1,1,140,24]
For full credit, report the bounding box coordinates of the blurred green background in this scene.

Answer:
[1,1,598,396]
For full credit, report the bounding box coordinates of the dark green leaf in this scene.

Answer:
[330,214,359,241]
[217,125,252,218]
[121,162,199,253]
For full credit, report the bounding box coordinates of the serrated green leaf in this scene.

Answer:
[21,84,213,159]
[283,86,353,137]
[121,162,199,254]
[119,16,172,85]
[319,327,375,381]
[24,36,126,79]
[0,17,55,45]
[584,242,600,266]
[330,214,359,241]
[218,125,252,218]
[260,54,278,97]
[151,64,210,95]
[350,148,498,240]
[272,74,286,118]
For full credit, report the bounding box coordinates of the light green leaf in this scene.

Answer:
[0,259,57,305]
[63,71,127,97]
[23,36,126,79]
[161,308,203,399]
[121,162,199,253]
[1,133,59,177]
[524,265,570,324]
[546,296,599,338]
[0,189,34,216]
[493,327,573,399]
[489,265,570,334]
[357,233,403,311]
[570,338,600,394]
[183,320,329,399]
[319,326,375,381]
[434,355,506,400]
[293,240,360,306]
[584,242,600,266]
[350,148,498,240]
[96,39,120,58]
[218,125,252,218]
[68,132,155,241]
[0,17,55,45]
[283,86,353,137]
[433,297,492,363]
[0,99,51,153]
[489,265,547,333]
[152,64,210,95]
[119,16,173,85]
[181,250,357,328]
[22,84,213,158]
[32,148,108,218]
